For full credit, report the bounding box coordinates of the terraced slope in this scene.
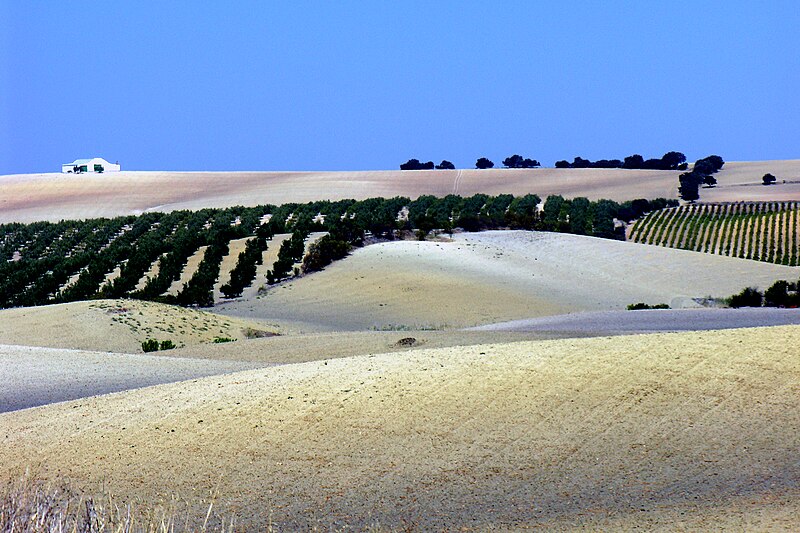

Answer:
[629,201,800,265]
[2,326,798,529]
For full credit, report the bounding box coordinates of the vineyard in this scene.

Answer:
[0,194,673,310]
[628,202,800,266]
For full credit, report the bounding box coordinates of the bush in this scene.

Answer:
[762,173,777,185]
[159,339,175,350]
[141,339,159,352]
[727,287,763,308]
[764,280,791,307]
[213,337,235,343]
[627,303,670,310]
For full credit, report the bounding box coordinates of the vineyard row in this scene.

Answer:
[628,202,800,266]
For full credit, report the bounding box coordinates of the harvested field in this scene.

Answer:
[217,230,800,331]
[0,299,275,353]
[469,307,800,334]
[1,326,798,529]
[2,161,799,224]
[0,344,263,413]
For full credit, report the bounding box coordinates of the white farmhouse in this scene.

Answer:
[61,157,121,173]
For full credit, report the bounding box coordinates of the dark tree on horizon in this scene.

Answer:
[476,157,494,169]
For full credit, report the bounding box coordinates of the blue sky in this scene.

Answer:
[2,1,798,174]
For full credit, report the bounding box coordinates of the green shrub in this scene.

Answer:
[159,340,175,350]
[302,235,351,273]
[141,339,159,352]
[213,337,235,343]
[627,302,670,310]
[727,287,763,308]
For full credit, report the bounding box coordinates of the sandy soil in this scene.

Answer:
[470,307,800,334]
[217,231,800,331]
[1,326,797,529]
[0,299,275,353]
[166,329,562,364]
[0,344,264,413]
[2,161,799,223]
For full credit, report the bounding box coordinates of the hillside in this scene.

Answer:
[2,326,798,529]
[0,344,262,412]
[217,230,800,331]
[0,299,275,353]
[2,160,799,223]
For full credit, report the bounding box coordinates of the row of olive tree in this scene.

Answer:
[0,194,676,308]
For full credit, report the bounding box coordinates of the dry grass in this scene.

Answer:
[1,471,236,532]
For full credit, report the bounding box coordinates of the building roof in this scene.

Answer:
[64,157,112,166]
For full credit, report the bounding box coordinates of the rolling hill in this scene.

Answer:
[2,160,800,223]
[217,230,800,331]
[0,299,275,353]
[2,326,798,529]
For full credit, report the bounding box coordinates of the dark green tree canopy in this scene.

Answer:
[475,157,494,169]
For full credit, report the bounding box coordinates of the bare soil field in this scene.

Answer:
[0,344,263,413]
[470,307,800,335]
[0,299,275,353]
[217,230,800,331]
[2,326,798,529]
[2,160,798,223]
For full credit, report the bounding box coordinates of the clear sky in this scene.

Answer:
[2,1,798,174]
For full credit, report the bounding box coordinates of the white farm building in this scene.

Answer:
[62,157,120,173]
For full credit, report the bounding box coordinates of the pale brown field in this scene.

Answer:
[3,160,799,223]
[2,326,798,530]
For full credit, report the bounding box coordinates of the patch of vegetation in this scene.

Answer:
[141,338,176,352]
[627,303,671,310]
[141,339,159,352]
[242,327,276,339]
[213,337,235,343]
[727,287,764,308]
[160,340,176,350]
[726,279,800,308]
